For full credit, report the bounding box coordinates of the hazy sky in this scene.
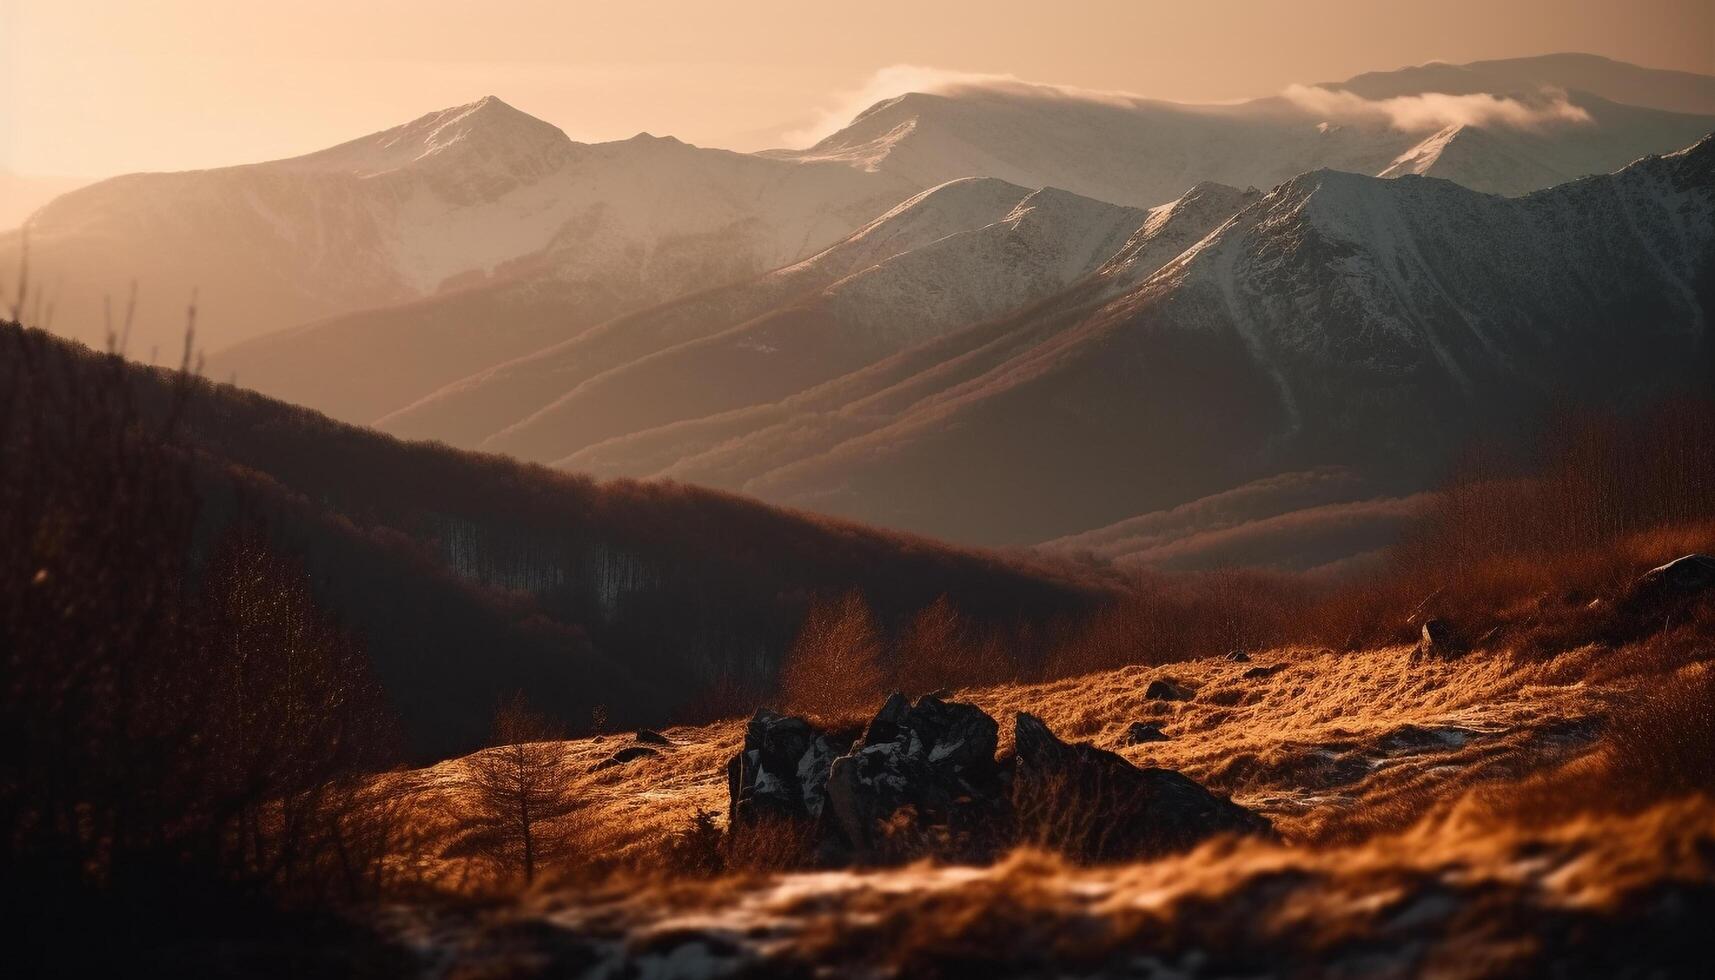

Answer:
[3,0,1711,177]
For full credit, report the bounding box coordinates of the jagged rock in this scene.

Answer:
[726,709,854,829]
[725,699,1269,868]
[1243,664,1283,680]
[1225,651,1251,663]
[1145,679,1194,701]
[634,729,673,746]
[595,745,661,770]
[826,694,1008,863]
[1415,619,1467,660]
[1124,722,1169,744]
[1012,713,1271,862]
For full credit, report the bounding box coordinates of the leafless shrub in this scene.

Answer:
[778,590,888,721]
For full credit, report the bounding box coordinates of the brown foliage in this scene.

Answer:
[778,590,889,721]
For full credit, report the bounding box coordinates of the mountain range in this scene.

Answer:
[6,53,1714,567]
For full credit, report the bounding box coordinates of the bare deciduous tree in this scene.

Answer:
[464,695,577,884]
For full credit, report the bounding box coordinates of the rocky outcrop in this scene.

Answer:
[1012,713,1273,862]
[726,710,855,828]
[825,693,1010,862]
[724,696,1269,867]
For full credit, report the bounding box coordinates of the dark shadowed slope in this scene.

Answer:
[3,324,1105,760]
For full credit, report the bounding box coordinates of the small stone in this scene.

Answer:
[1416,619,1467,660]
[1123,722,1169,744]
[1145,679,1194,702]
[594,745,661,770]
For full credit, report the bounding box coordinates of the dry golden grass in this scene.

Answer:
[378,595,1710,881]
[367,579,1715,973]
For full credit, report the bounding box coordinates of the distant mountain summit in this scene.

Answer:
[281,96,576,186]
[4,98,914,359]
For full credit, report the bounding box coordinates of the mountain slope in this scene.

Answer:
[0,172,93,230]
[556,181,1260,483]
[659,135,1715,545]
[7,97,917,362]
[1375,92,1715,195]
[475,185,1148,464]
[375,177,1034,442]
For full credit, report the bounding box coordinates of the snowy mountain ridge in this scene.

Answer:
[5,98,917,357]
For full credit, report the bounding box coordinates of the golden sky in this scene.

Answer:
[3,0,1711,177]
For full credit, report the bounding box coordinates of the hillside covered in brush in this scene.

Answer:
[2,323,1103,760]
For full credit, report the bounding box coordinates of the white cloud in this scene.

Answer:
[1282,84,1593,132]
[782,65,1146,147]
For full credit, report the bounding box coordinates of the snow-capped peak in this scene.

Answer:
[281,95,574,179]
[1094,181,1261,294]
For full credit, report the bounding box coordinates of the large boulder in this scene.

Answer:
[1012,712,1272,862]
[724,700,1271,868]
[825,693,1010,863]
[1621,554,1715,628]
[726,709,854,829]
